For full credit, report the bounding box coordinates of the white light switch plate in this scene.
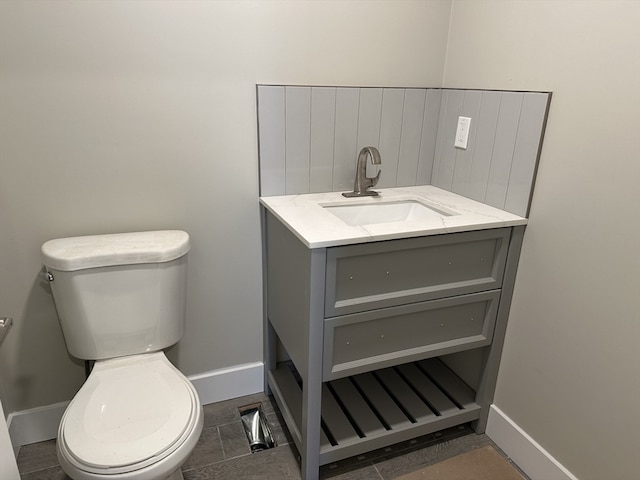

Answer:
[455,116,471,149]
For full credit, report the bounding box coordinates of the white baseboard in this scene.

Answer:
[486,405,579,480]
[7,401,68,453]
[188,361,264,406]
[7,361,264,450]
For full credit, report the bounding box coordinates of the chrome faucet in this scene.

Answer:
[342,146,382,197]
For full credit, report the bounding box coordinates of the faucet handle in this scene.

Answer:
[363,146,381,189]
[369,169,381,188]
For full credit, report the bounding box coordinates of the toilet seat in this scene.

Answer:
[58,352,201,476]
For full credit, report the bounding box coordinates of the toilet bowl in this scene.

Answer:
[57,353,203,480]
[42,230,203,480]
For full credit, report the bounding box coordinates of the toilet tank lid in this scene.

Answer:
[41,230,190,271]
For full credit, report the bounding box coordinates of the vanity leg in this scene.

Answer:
[301,373,322,479]
[299,248,326,480]
[264,321,277,395]
[473,226,525,433]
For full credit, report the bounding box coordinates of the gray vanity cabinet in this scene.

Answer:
[263,210,525,479]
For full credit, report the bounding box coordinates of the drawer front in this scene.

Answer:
[323,290,500,381]
[325,228,510,317]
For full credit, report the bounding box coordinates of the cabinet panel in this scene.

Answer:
[266,212,320,377]
[323,290,500,381]
[325,229,509,317]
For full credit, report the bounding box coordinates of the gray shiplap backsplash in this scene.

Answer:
[257,85,549,217]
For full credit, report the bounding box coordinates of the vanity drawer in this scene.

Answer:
[325,229,510,317]
[323,290,500,381]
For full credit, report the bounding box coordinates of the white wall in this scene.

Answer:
[0,1,451,414]
[444,2,640,479]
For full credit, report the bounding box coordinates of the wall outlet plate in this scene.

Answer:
[455,116,471,149]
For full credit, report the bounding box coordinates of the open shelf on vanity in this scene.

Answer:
[268,357,481,465]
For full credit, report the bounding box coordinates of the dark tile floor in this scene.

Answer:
[17,392,528,480]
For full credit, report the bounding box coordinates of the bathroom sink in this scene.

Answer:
[323,199,455,226]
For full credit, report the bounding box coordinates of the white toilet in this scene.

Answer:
[42,230,203,480]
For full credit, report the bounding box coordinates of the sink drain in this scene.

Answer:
[239,404,276,452]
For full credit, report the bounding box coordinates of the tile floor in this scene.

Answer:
[17,392,528,480]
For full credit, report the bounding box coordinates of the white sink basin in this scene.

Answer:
[323,199,456,226]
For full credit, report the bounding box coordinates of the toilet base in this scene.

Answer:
[167,469,184,480]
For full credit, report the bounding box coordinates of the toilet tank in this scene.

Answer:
[41,231,190,360]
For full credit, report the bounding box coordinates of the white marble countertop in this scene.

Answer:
[260,185,527,249]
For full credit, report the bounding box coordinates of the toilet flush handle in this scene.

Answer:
[39,270,54,282]
[0,317,13,346]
